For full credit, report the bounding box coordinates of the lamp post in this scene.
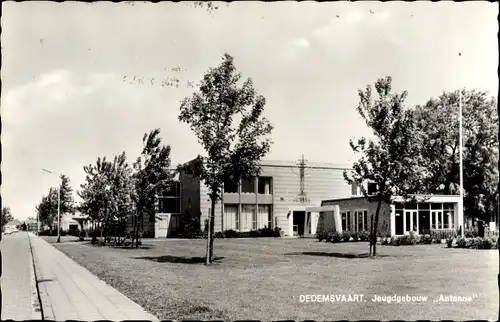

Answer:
[42,169,62,243]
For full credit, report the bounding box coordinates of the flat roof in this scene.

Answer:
[322,194,461,204]
[183,157,352,170]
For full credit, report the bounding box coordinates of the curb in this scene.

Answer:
[27,233,44,320]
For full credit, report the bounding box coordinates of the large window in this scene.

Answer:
[341,212,348,231]
[158,182,181,214]
[353,210,368,232]
[241,178,255,194]
[257,205,272,229]
[240,205,256,231]
[258,177,272,194]
[224,205,238,230]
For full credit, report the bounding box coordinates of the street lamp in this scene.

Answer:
[42,168,62,243]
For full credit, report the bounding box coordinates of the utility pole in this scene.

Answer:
[459,87,464,238]
[57,186,61,243]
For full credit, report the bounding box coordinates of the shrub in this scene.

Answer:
[420,234,432,244]
[259,226,276,237]
[464,227,479,238]
[350,231,360,241]
[381,237,390,245]
[316,230,328,242]
[274,227,282,237]
[141,230,154,238]
[327,231,342,243]
[446,237,454,248]
[390,236,401,246]
[456,237,467,248]
[341,231,351,242]
[359,230,370,241]
[214,231,225,238]
[224,229,238,238]
[481,237,495,249]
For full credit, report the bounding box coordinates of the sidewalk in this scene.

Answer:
[1,232,41,320]
[28,233,159,321]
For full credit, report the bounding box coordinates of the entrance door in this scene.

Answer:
[418,211,430,234]
[395,211,404,235]
[404,210,418,233]
[293,211,305,236]
[431,210,443,230]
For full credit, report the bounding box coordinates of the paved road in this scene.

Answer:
[1,232,38,320]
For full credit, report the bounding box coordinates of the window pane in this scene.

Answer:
[258,177,272,194]
[431,203,442,210]
[163,182,180,197]
[368,183,377,195]
[159,197,180,214]
[412,212,417,231]
[358,211,363,232]
[351,183,358,196]
[363,211,368,231]
[241,179,255,193]
[224,205,238,230]
[443,203,454,210]
[395,202,404,210]
[342,212,347,231]
[405,203,417,210]
[347,211,351,230]
[405,212,411,231]
[443,211,450,229]
[419,203,430,210]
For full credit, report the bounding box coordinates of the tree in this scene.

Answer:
[179,53,273,264]
[344,76,431,256]
[414,90,498,224]
[133,129,175,248]
[1,207,14,231]
[36,187,59,229]
[59,174,75,215]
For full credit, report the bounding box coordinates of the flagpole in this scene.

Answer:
[459,87,464,238]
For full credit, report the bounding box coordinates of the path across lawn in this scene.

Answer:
[46,236,499,321]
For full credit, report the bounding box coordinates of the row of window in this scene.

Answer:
[223,204,273,231]
[341,210,369,232]
[395,202,455,210]
[224,177,272,194]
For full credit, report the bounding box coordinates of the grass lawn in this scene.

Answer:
[46,236,499,321]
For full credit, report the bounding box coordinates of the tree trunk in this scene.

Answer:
[369,214,374,256]
[207,198,216,264]
[371,200,383,257]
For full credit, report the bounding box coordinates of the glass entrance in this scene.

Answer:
[404,210,418,233]
[431,210,443,229]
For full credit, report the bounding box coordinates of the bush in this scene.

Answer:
[141,230,154,238]
[464,227,479,238]
[327,231,342,243]
[359,230,370,241]
[390,236,401,246]
[341,231,351,242]
[455,236,497,249]
[79,230,86,241]
[481,237,495,249]
[350,231,360,241]
[381,237,390,245]
[214,231,225,238]
[224,229,238,238]
[420,234,433,244]
[446,237,454,248]
[316,230,328,242]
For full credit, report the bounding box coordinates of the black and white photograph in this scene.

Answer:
[1,1,499,321]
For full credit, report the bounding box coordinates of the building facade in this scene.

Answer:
[309,194,464,237]
[178,157,353,238]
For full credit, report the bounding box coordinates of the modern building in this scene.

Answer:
[176,156,353,238]
[308,181,464,236]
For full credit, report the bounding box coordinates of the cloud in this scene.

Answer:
[293,37,311,49]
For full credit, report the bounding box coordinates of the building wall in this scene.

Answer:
[189,160,352,235]
[321,197,392,236]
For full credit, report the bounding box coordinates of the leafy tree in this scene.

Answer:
[36,187,59,229]
[133,129,175,248]
[78,156,114,241]
[344,76,431,256]
[59,174,75,215]
[414,90,498,223]
[1,207,14,230]
[109,151,137,245]
[179,53,274,264]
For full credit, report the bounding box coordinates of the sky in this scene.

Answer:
[2,1,498,220]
